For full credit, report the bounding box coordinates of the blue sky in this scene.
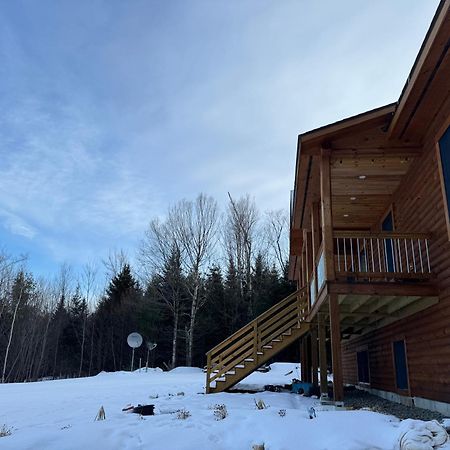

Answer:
[0,0,439,278]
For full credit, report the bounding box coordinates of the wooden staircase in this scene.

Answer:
[205,287,310,393]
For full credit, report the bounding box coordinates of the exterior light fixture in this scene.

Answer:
[350,197,356,201]
[358,175,366,180]
[344,214,349,217]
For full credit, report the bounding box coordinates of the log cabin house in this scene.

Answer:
[206,1,450,414]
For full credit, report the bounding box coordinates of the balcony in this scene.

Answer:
[306,230,436,314]
[333,231,432,281]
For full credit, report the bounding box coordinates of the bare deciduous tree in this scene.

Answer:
[225,193,259,315]
[79,262,98,376]
[169,193,218,366]
[263,209,289,273]
[139,218,183,368]
[103,250,128,280]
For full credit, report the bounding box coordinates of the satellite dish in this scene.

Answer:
[147,342,157,351]
[127,332,143,349]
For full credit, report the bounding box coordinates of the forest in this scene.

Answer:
[0,194,295,383]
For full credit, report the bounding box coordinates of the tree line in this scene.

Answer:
[0,194,295,383]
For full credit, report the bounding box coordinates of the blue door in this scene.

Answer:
[382,212,395,272]
[393,340,409,390]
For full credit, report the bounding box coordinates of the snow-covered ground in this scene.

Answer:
[0,363,447,450]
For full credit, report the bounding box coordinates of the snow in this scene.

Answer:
[231,362,300,391]
[0,363,448,450]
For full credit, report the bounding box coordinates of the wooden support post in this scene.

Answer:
[320,150,335,281]
[318,313,328,397]
[253,321,258,365]
[311,202,321,257]
[329,294,344,402]
[300,338,307,381]
[300,250,305,288]
[311,202,321,301]
[305,335,312,383]
[206,352,211,394]
[311,325,318,386]
[303,230,309,285]
[304,230,312,310]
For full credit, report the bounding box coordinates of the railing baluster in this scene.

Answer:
[391,238,396,273]
[383,238,388,273]
[337,238,341,272]
[350,238,354,272]
[404,239,409,273]
[425,239,431,273]
[363,238,368,273]
[397,239,403,273]
[411,240,417,273]
[370,238,375,273]
[344,238,347,272]
[418,239,424,273]
[357,238,361,272]
[377,238,381,272]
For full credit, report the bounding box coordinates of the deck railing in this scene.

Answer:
[333,231,432,280]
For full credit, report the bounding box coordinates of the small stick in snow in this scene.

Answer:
[95,406,106,421]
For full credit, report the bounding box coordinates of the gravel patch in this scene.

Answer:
[344,389,445,421]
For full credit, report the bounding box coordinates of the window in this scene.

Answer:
[438,126,450,233]
[393,340,409,390]
[357,350,370,383]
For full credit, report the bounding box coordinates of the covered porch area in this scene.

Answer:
[289,105,440,403]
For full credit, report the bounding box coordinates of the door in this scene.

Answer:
[382,211,395,272]
[393,340,409,391]
[357,350,370,384]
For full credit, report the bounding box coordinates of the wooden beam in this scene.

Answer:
[329,294,343,402]
[311,326,318,386]
[304,335,312,383]
[311,202,321,259]
[329,281,438,297]
[311,202,320,303]
[328,146,423,157]
[320,150,335,281]
[301,338,307,381]
[303,230,311,284]
[318,313,328,397]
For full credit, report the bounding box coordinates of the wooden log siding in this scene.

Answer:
[341,115,450,403]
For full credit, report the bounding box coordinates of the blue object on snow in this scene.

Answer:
[291,381,314,395]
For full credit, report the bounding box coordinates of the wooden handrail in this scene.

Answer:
[333,231,431,240]
[206,287,306,357]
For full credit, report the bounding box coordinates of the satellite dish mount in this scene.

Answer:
[127,332,143,372]
[145,341,158,371]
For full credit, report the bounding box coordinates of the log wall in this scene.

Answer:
[341,98,450,403]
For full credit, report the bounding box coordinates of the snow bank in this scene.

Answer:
[169,367,204,374]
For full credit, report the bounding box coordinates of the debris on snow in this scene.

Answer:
[94,406,106,421]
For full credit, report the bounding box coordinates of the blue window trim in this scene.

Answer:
[438,126,450,220]
[436,126,450,240]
